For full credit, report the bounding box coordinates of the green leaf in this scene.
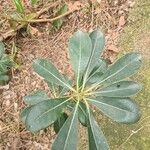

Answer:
[0,44,11,85]
[20,107,32,124]
[54,112,68,134]
[93,53,141,87]
[88,59,108,84]
[0,74,9,85]
[0,74,9,81]
[33,59,73,91]
[0,55,12,73]
[82,29,105,86]
[66,101,75,112]
[69,31,92,87]
[24,90,49,105]
[87,108,109,150]
[87,97,141,124]
[26,98,69,133]
[13,0,24,14]
[52,103,79,150]
[94,81,142,97]
[46,76,72,97]
[47,81,60,97]
[21,91,50,124]
[78,102,88,126]
[53,4,68,30]
[31,0,38,5]
[0,42,5,59]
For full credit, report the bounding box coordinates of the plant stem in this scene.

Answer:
[26,10,77,23]
[0,2,59,41]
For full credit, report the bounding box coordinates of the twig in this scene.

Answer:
[0,1,83,41]
[14,8,79,23]
[0,2,59,41]
[118,124,150,149]
[36,2,60,18]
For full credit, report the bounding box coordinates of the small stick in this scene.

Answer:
[118,124,150,149]
[0,2,59,41]
[27,9,78,23]
[0,2,83,41]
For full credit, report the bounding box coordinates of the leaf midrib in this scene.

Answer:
[87,98,135,115]
[34,60,73,91]
[35,98,70,121]
[86,61,105,82]
[79,103,88,118]
[63,103,78,150]
[87,106,99,149]
[94,85,137,94]
[77,34,82,90]
[102,57,139,82]
[83,33,99,85]
[91,56,140,89]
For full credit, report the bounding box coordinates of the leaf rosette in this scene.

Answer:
[21,29,142,149]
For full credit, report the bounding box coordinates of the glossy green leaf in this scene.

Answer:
[88,59,108,84]
[13,0,24,14]
[78,102,88,126]
[53,4,68,30]
[87,108,109,150]
[93,53,142,86]
[94,81,142,97]
[69,31,92,86]
[82,30,105,85]
[24,90,49,105]
[66,101,75,112]
[26,98,69,133]
[47,81,60,97]
[20,107,32,124]
[33,59,73,91]
[21,91,50,124]
[54,112,68,134]
[0,42,5,59]
[46,76,72,97]
[52,104,79,150]
[87,97,141,124]
[31,0,38,5]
